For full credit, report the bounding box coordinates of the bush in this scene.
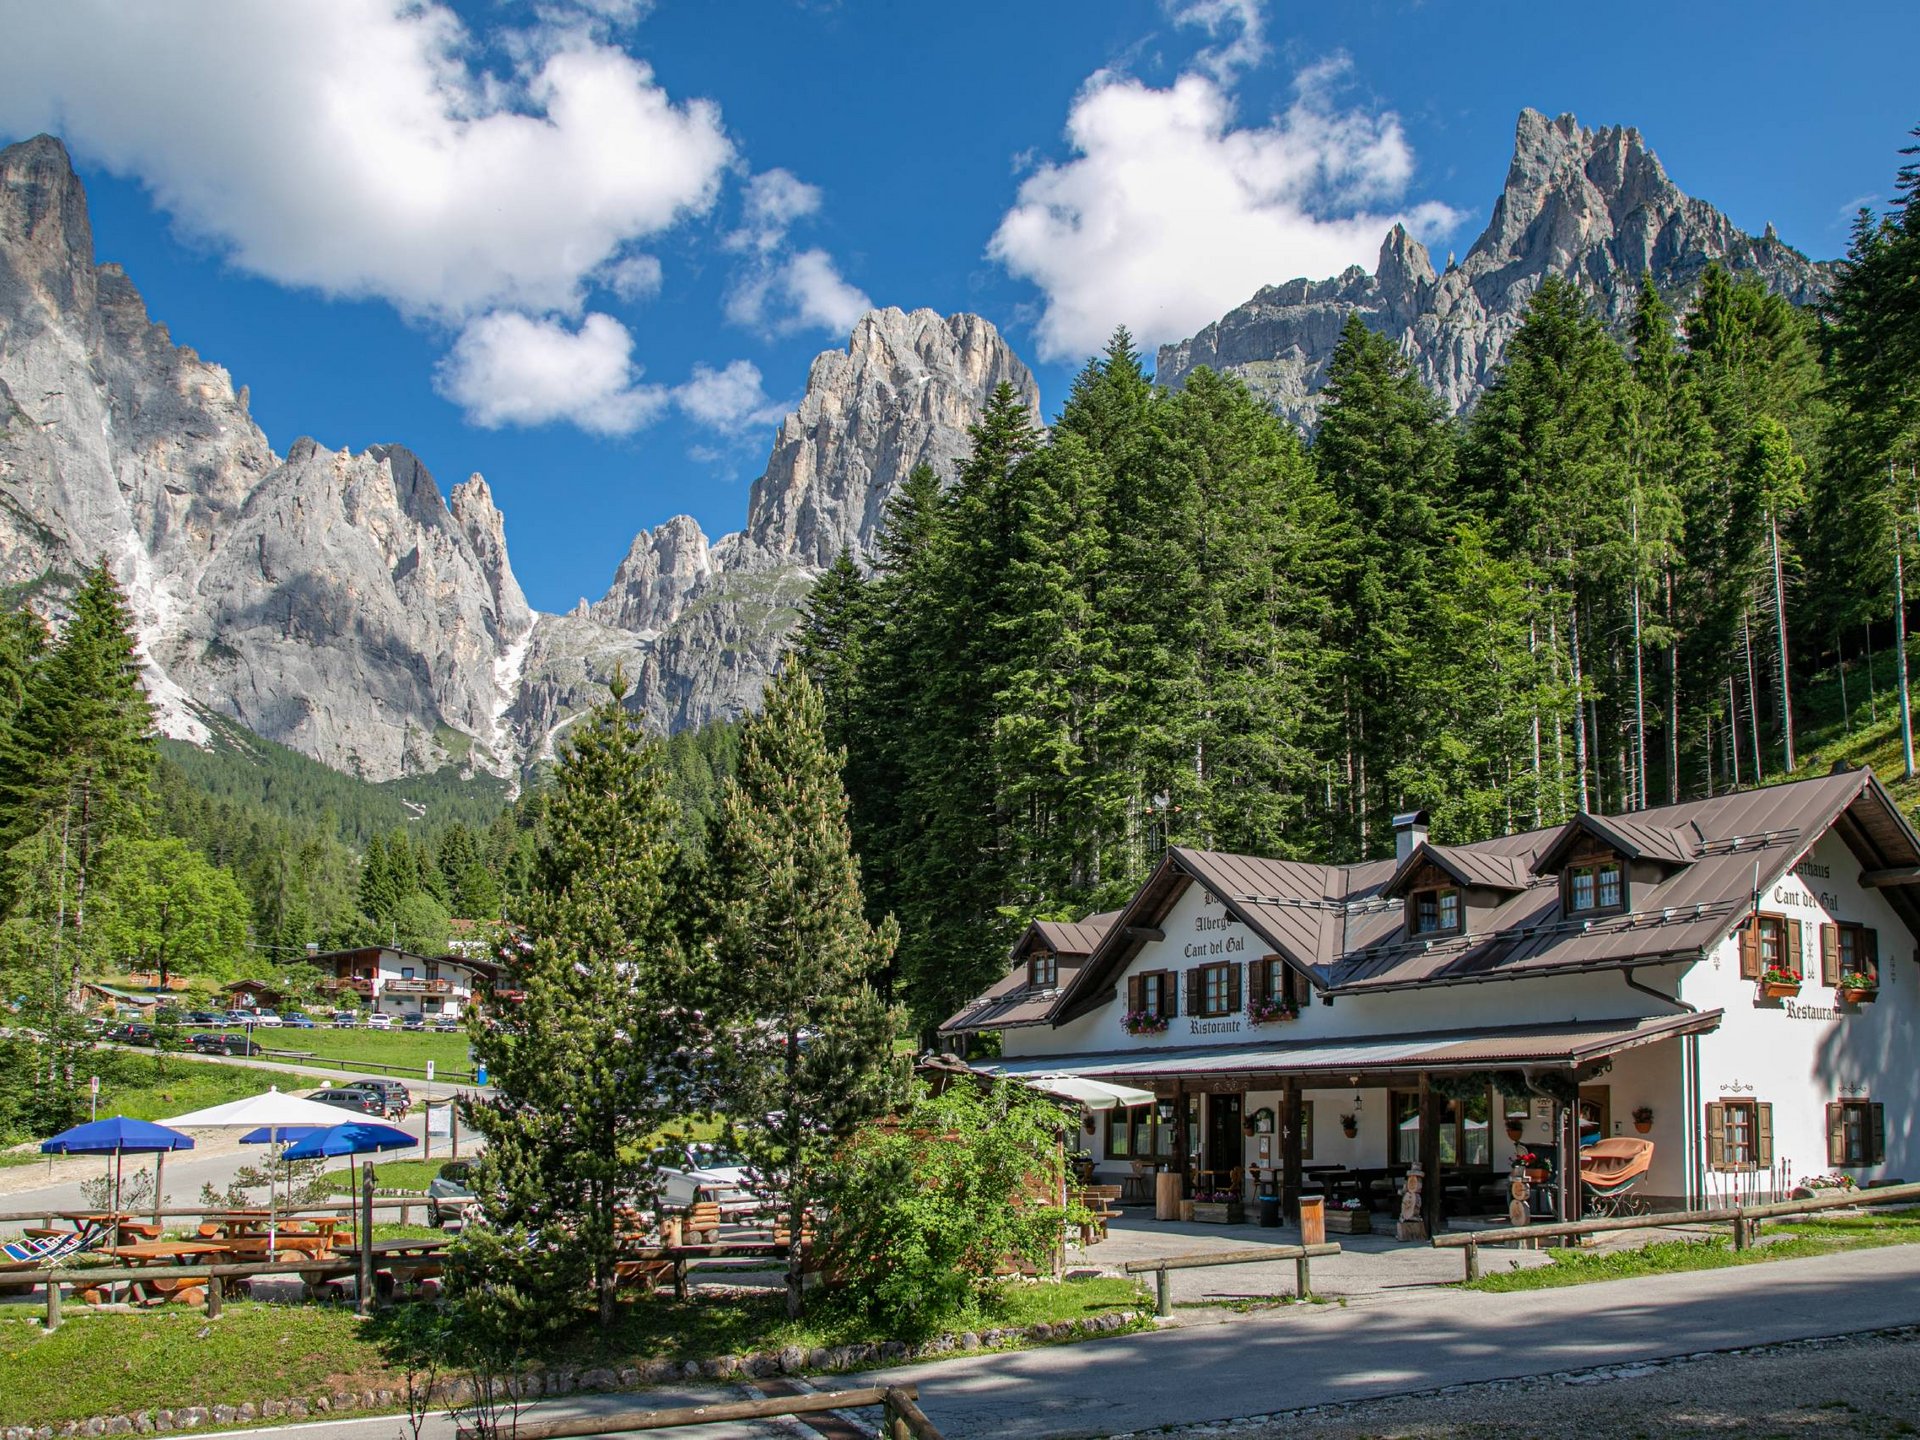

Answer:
[821,1080,1077,1337]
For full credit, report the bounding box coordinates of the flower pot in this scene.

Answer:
[1191,1201,1243,1224]
[1504,1124,1523,1142]
[1340,1126,1357,1140]
[1325,1207,1371,1235]
[1634,1120,1653,1134]
[1525,1167,1551,1185]
[1841,987,1879,1005]
[1760,981,1800,1000]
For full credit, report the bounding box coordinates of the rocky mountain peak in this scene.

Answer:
[451,472,532,639]
[1156,108,1835,429]
[592,513,715,635]
[0,134,96,319]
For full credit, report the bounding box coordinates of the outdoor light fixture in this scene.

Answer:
[1156,1099,1175,1122]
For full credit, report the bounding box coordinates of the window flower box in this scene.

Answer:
[1248,996,1298,1025]
[1122,1010,1170,1036]
[1838,975,1879,1004]
[1325,1205,1371,1235]
[1191,1200,1244,1224]
[1759,966,1800,1000]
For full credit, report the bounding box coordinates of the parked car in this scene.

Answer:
[431,1015,460,1032]
[401,1014,426,1032]
[248,1011,283,1027]
[330,1011,359,1028]
[191,1032,262,1056]
[359,1079,412,1118]
[427,1162,479,1229]
[364,1013,393,1030]
[308,1086,385,1117]
[660,1142,757,1215]
[281,1012,316,1029]
[222,1010,256,1026]
[104,1022,155,1046]
[182,1010,223,1026]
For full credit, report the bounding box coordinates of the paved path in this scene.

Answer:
[217,1244,1920,1440]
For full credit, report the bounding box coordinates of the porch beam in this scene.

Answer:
[1281,1078,1303,1222]
[1858,865,1920,888]
[1122,926,1166,942]
[1418,1071,1443,1235]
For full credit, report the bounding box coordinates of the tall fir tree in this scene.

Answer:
[702,661,902,1317]
[466,677,700,1329]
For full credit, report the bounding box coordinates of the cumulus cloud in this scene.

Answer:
[988,54,1461,362]
[723,167,870,337]
[437,312,667,436]
[673,360,790,433]
[1165,0,1267,82]
[0,0,732,320]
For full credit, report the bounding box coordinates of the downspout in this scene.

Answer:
[1623,966,1697,1014]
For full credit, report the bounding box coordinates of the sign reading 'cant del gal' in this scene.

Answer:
[1187,892,1246,1037]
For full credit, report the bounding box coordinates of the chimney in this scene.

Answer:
[1393,809,1429,865]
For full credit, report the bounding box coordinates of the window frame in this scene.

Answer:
[1565,858,1627,916]
[1828,1099,1886,1167]
[1707,1098,1774,1172]
[1410,885,1463,937]
[1028,949,1059,991]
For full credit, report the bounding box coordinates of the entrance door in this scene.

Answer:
[1205,1093,1243,1185]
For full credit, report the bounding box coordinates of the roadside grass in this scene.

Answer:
[321,1159,455,1194]
[0,1276,1151,1428]
[73,1049,314,1125]
[1465,1207,1920,1292]
[256,1027,473,1077]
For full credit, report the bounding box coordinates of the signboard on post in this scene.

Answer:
[427,1102,452,1137]
[426,1060,435,1082]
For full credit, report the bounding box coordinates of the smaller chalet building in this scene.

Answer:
[942,767,1920,1228]
[309,946,495,1021]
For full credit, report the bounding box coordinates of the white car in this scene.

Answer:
[660,1143,759,1216]
[249,1011,283,1027]
[365,1013,394,1030]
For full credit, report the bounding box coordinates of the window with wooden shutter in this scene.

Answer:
[1185,968,1202,1017]
[1227,960,1243,1013]
[1872,1103,1886,1163]
[1863,927,1880,982]
[1785,919,1804,977]
[1738,921,1761,979]
[1706,1102,1728,1169]
[1127,974,1143,1015]
[1830,1099,1887,1166]
[1755,1102,1774,1167]
[1827,1103,1846,1166]
[1821,925,1841,985]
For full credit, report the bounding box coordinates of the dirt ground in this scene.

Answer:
[1139,1326,1920,1439]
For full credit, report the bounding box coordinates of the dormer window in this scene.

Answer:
[1028,950,1058,990]
[1412,886,1461,936]
[1567,859,1625,914]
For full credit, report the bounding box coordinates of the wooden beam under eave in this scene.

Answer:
[1123,926,1166,942]
[1859,866,1920,888]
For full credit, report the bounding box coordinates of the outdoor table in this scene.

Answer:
[222,1232,336,1261]
[339,1239,450,1301]
[92,1241,229,1306]
[208,1209,272,1237]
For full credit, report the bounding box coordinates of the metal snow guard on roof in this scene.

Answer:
[977,1010,1722,1082]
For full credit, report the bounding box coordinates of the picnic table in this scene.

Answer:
[28,1212,160,1244]
[90,1241,229,1306]
[206,1209,273,1237]
[338,1238,450,1300]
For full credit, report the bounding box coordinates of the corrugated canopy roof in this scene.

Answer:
[980,1010,1723,1080]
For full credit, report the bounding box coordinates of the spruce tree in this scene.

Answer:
[466,676,699,1329]
[702,661,902,1318]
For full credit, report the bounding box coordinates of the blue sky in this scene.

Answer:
[3,0,1917,613]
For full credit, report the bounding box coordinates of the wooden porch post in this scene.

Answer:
[1281,1078,1303,1221]
[1172,1079,1190,1198]
[1418,1071,1444,1234]
[1557,1097,1579,1222]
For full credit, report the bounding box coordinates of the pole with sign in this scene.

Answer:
[89,1075,99,1122]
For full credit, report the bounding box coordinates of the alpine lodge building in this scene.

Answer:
[939,766,1919,1233]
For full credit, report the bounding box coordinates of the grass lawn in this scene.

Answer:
[258,1026,474,1078]
[1464,1206,1920,1292]
[76,1051,314,1125]
[322,1159,455,1194]
[0,1276,1149,1427]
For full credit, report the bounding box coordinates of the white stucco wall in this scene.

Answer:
[1682,831,1919,1192]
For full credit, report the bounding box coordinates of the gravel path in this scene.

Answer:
[1159,1326,1920,1440]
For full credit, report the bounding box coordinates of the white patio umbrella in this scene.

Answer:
[1022,1075,1155,1111]
[164,1088,373,1249]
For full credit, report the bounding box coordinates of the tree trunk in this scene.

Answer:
[1741,609,1762,783]
[1769,512,1795,773]
[1569,598,1589,814]
[1665,570,1680,805]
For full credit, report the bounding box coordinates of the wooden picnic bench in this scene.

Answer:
[91,1242,232,1306]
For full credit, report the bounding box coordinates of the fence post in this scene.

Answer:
[1463,1242,1480,1283]
[45,1276,61,1331]
[1155,1266,1171,1318]
[1294,1254,1311,1299]
[358,1167,377,1315]
[1731,1211,1748,1252]
[206,1273,223,1319]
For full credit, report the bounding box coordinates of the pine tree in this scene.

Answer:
[702,661,902,1317]
[466,676,700,1329]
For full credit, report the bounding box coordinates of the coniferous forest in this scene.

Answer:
[800,144,1920,1038]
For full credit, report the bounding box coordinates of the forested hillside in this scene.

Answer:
[803,137,1920,1037]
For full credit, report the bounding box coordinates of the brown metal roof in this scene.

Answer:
[1029,767,1920,1025]
[1381,840,1529,899]
[940,907,1122,1035]
[981,1009,1725,1081]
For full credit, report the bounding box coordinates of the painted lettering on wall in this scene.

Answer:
[1794,860,1831,880]
[1771,883,1840,911]
[1184,936,1248,958]
[1190,1019,1242,1037]
[1782,1001,1846,1022]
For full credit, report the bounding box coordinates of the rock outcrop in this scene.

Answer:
[1156,109,1835,428]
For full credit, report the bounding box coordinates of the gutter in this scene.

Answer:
[1623,965,1697,1014]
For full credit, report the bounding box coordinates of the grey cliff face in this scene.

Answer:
[1156,109,1835,428]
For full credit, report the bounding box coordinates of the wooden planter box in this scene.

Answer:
[1760,981,1801,1000]
[1841,988,1879,1005]
[1325,1207,1371,1235]
[1191,1202,1243,1224]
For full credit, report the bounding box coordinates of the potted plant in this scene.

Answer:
[1324,1197,1372,1234]
[1191,1188,1244,1224]
[1516,1149,1551,1184]
[1632,1106,1654,1134]
[1339,1113,1358,1139]
[1123,1010,1171,1036]
[1248,995,1298,1025]
[1838,972,1879,1004]
[1759,965,1801,1000]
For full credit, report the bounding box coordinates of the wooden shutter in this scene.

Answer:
[1255,956,1274,1002]
[1185,967,1203,1017]
[1126,974,1142,1014]
[1786,919,1804,977]
[1706,1103,1727,1170]
[1227,960,1243,1013]
[1163,971,1178,1018]
[1285,963,1302,1010]
[1864,928,1880,982]
[1827,1102,1845,1166]
[1821,925,1840,986]
[1756,1102,1774,1168]
[1872,1103,1887,1164]
[1738,920,1761,979]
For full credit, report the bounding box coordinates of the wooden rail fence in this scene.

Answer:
[1431,1178,1920,1280]
[1123,1241,1342,1316]
[456,1384,944,1439]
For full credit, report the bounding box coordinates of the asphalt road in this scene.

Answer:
[218,1244,1920,1440]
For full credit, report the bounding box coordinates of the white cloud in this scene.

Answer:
[672,360,790,433]
[0,0,732,320]
[437,311,667,436]
[988,55,1461,363]
[602,254,665,302]
[1165,0,1267,82]
[727,169,823,254]
[722,167,870,337]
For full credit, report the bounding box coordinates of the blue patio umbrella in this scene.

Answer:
[42,1116,194,1224]
[280,1123,418,1248]
[240,1125,326,1214]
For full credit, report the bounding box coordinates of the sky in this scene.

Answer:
[1,0,1916,614]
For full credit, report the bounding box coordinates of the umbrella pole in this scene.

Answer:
[153,1152,165,1230]
[114,1149,124,1240]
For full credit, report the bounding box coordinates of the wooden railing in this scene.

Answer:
[1430,1178,1920,1280]
[467,1385,943,1439]
[1122,1241,1341,1315]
